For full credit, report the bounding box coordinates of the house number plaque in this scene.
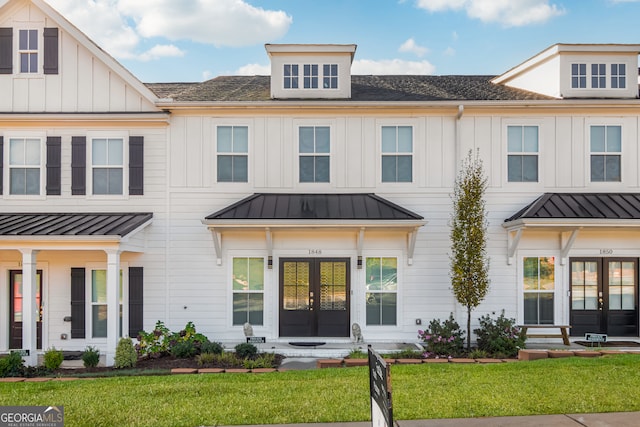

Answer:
[308,249,322,255]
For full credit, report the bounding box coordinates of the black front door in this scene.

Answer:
[9,270,43,349]
[570,258,638,337]
[279,258,350,337]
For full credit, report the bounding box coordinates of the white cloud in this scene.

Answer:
[138,45,185,62]
[415,0,565,27]
[117,0,292,47]
[399,38,428,57]
[352,59,436,75]
[443,47,456,56]
[236,63,271,75]
[46,0,291,60]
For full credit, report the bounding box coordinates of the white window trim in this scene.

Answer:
[517,253,562,326]
[2,131,46,199]
[361,251,403,331]
[587,121,623,184]
[506,124,540,184]
[227,251,268,332]
[86,131,129,199]
[213,122,251,186]
[85,262,128,343]
[502,119,544,187]
[294,121,335,188]
[13,26,43,77]
[376,119,420,186]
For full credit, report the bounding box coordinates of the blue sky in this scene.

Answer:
[27,0,640,82]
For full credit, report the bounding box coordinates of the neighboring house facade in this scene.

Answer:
[2,0,640,366]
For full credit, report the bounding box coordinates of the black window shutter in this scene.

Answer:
[43,28,59,75]
[129,136,144,195]
[46,136,61,195]
[70,268,86,339]
[128,267,144,337]
[0,136,3,195]
[0,28,12,74]
[71,136,86,195]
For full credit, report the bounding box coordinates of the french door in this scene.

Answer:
[570,258,638,337]
[279,258,350,337]
[9,270,43,349]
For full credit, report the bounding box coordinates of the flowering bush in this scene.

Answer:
[474,311,526,358]
[418,313,465,358]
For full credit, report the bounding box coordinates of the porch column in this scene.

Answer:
[105,250,121,367]
[20,249,39,367]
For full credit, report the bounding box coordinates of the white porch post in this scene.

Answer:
[20,249,39,366]
[105,250,121,367]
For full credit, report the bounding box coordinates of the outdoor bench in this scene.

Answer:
[518,325,571,346]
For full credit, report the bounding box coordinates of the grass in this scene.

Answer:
[1,354,639,426]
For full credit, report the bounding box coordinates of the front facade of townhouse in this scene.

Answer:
[2,0,640,366]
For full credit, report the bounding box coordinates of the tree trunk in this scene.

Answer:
[466,307,472,352]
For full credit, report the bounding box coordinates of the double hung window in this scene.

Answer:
[590,125,621,182]
[366,257,397,326]
[90,270,123,338]
[299,126,330,183]
[571,64,586,88]
[523,257,555,325]
[91,138,124,195]
[217,126,248,182]
[232,258,264,326]
[9,137,42,195]
[381,126,412,182]
[507,125,538,182]
[591,64,606,88]
[19,29,38,73]
[303,64,318,89]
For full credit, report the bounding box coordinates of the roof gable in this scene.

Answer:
[0,0,159,112]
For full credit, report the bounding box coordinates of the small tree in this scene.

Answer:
[450,149,490,352]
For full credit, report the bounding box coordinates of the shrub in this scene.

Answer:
[243,353,276,369]
[200,341,224,355]
[43,347,64,371]
[82,346,100,368]
[418,313,465,358]
[170,341,197,359]
[114,338,138,369]
[137,321,210,358]
[195,352,218,366]
[197,352,239,368]
[468,348,489,359]
[234,343,258,359]
[474,311,526,358]
[0,351,25,377]
[389,348,423,359]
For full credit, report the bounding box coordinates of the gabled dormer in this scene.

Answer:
[492,44,640,99]
[266,43,356,99]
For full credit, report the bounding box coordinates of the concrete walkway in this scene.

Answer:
[223,411,640,427]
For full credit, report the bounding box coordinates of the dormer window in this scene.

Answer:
[283,63,339,90]
[571,64,586,88]
[323,64,338,89]
[611,64,626,88]
[19,29,38,73]
[591,64,606,88]
[284,64,298,89]
[303,64,318,88]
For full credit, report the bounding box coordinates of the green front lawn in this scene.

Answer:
[1,354,639,426]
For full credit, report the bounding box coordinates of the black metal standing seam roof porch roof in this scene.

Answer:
[0,213,153,237]
[505,193,640,223]
[204,193,424,222]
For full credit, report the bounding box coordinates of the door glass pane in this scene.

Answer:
[319,261,347,311]
[283,262,309,310]
[585,284,598,310]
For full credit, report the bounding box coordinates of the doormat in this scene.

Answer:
[575,341,640,347]
[288,342,326,347]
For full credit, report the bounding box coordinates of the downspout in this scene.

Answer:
[455,104,464,173]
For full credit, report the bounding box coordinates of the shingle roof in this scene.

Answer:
[146,75,554,102]
[0,213,153,237]
[205,193,423,221]
[505,193,640,222]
